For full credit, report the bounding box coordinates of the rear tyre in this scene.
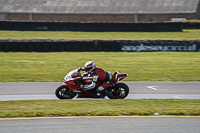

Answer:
[106,83,129,99]
[55,85,77,99]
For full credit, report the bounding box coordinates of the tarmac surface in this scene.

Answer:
[1,116,200,133]
[0,81,199,101]
[1,82,200,133]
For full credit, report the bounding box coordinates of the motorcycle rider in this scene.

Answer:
[79,61,113,97]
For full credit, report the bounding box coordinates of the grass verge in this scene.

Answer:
[0,52,200,82]
[0,30,200,40]
[0,99,200,118]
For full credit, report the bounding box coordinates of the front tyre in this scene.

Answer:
[107,83,129,99]
[55,85,77,99]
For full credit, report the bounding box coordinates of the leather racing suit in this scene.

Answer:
[81,67,113,92]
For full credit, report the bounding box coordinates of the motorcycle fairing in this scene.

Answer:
[113,71,128,82]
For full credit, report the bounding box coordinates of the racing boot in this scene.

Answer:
[96,86,106,98]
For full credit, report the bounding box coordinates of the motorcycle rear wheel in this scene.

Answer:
[106,83,129,99]
[55,85,77,99]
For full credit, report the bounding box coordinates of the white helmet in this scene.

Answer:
[84,61,96,73]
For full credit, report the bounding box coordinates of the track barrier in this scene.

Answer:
[0,40,199,52]
[0,21,182,32]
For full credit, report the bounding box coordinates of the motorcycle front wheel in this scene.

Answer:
[106,83,129,99]
[55,85,77,99]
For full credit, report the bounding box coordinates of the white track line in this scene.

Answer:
[146,86,158,90]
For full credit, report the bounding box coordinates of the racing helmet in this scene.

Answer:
[84,61,96,73]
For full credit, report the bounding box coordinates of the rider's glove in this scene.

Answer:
[78,67,83,72]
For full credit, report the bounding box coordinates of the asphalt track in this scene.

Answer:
[1,82,200,133]
[0,81,199,101]
[1,116,200,133]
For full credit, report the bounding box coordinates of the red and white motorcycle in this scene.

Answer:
[55,69,129,99]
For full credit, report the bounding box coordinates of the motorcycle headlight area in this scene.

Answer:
[64,76,72,81]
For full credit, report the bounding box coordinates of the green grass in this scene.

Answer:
[0,30,200,40]
[0,99,199,118]
[0,52,200,82]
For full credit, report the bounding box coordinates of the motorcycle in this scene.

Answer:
[55,69,129,99]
